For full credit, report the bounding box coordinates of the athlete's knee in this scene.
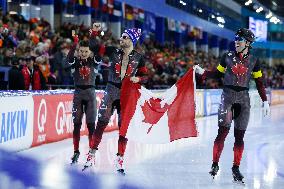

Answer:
[97,119,109,128]
[87,123,95,135]
[118,135,128,142]
[215,126,230,142]
[73,123,82,135]
[234,128,245,146]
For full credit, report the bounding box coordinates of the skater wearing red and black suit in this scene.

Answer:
[68,27,102,166]
[83,24,147,174]
[195,28,270,184]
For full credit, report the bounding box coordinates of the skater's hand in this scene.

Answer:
[194,65,205,75]
[130,77,140,83]
[263,101,270,117]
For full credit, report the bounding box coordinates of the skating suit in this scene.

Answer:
[68,46,100,125]
[98,47,147,127]
[209,51,266,130]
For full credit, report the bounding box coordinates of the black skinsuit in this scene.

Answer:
[92,44,148,155]
[68,37,101,151]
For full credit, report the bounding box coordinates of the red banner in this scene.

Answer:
[32,92,118,147]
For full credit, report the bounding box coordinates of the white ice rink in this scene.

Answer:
[18,104,284,189]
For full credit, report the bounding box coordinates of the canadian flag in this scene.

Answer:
[120,68,198,144]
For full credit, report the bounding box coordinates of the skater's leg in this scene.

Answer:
[117,135,128,156]
[115,101,127,174]
[93,87,115,149]
[84,88,97,149]
[213,126,230,163]
[231,93,250,184]
[71,91,83,164]
[210,92,232,177]
[73,123,82,152]
[233,96,250,166]
[213,92,232,163]
[72,91,84,152]
[87,123,95,149]
[233,128,245,166]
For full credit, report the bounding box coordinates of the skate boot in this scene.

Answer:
[209,162,219,179]
[115,154,125,175]
[70,151,80,165]
[82,149,96,171]
[232,165,245,185]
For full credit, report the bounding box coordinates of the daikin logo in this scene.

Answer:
[0,110,28,143]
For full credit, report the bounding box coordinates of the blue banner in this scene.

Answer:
[145,11,156,33]
[204,89,222,116]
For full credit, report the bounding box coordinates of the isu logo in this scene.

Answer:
[38,99,47,133]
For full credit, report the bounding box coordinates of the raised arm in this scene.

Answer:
[89,23,103,55]
[67,30,79,65]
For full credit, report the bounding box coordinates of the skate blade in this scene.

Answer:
[232,179,245,186]
[209,172,217,179]
[70,161,78,166]
[82,165,92,171]
[117,169,126,176]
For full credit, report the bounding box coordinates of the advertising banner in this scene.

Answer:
[204,89,222,116]
[32,92,118,147]
[0,96,34,151]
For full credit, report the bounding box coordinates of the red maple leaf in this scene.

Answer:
[141,98,170,134]
[79,66,91,79]
[231,63,248,76]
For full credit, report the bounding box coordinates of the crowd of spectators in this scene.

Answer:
[0,12,283,90]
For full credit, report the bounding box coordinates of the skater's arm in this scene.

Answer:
[89,23,116,61]
[203,54,226,79]
[135,56,148,84]
[89,23,104,64]
[89,32,116,58]
[67,31,79,65]
[253,59,267,102]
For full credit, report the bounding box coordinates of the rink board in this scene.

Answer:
[0,89,282,151]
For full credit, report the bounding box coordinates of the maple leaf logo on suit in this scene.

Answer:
[231,63,248,84]
[79,66,91,79]
[232,64,248,76]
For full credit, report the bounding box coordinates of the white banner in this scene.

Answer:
[0,96,34,151]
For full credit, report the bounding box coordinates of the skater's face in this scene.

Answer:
[120,33,132,49]
[78,46,91,60]
[235,37,249,53]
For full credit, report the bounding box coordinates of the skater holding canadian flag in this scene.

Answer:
[83,24,148,174]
